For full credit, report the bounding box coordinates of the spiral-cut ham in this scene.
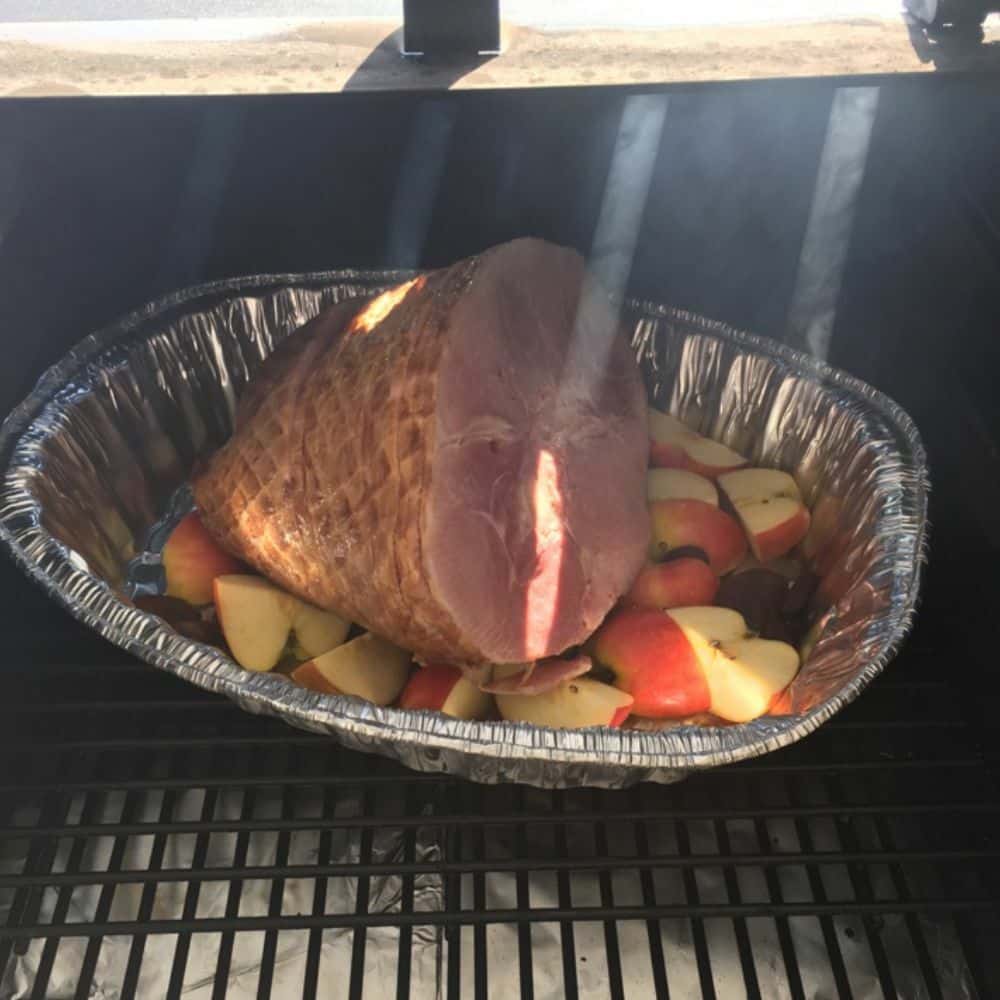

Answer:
[193,238,649,665]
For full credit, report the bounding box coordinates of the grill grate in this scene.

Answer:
[0,608,998,999]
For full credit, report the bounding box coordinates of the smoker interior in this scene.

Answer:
[1,77,999,997]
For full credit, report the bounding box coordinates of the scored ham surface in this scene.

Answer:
[193,238,649,665]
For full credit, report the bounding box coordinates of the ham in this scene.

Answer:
[479,655,593,696]
[193,238,649,665]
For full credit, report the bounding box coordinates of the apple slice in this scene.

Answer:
[801,493,842,563]
[647,468,718,506]
[649,499,747,575]
[297,632,411,706]
[591,607,711,718]
[496,678,633,729]
[213,575,292,672]
[399,664,493,720]
[648,409,747,479]
[163,512,243,605]
[625,558,719,610]
[291,660,343,695]
[718,468,811,562]
[289,602,351,658]
[666,606,799,723]
[215,574,353,671]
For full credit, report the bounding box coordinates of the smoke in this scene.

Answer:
[786,86,880,360]
[384,99,458,269]
[567,93,667,381]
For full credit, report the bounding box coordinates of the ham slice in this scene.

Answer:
[193,238,649,665]
[479,655,593,696]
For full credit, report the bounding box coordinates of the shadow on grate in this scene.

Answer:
[0,627,998,999]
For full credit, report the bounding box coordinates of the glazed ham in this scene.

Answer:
[193,238,649,665]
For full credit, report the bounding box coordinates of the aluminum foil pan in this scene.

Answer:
[0,271,928,788]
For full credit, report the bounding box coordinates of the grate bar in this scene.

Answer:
[785,778,854,999]
[0,756,985,797]
[347,787,375,1000]
[873,814,944,1000]
[73,783,146,1000]
[593,794,625,1000]
[714,816,761,1000]
[256,770,293,1000]
[1,847,995,889]
[675,815,716,1000]
[302,784,335,1000]
[119,780,181,996]
[165,751,220,1000]
[823,776,898,999]
[5,899,993,940]
[211,756,258,1000]
[27,753,104,1000]
[513,787,535,1000]
[553,791,579,1000]
[4,801,998,841]
[395,783,417,1000]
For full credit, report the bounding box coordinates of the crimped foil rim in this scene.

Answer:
[0,270,929,773]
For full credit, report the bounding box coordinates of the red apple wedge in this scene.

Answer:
[399,664,493,720]
[647,468,718,506]
[496,678,633,729]
[296,632,411,705]
[649,499,747,575]
[591,607,711,718]
[718,468,811,562]
[648,408,747,478]
[163,512,243,605]
[666,606,799,723]
[625,558,719,610]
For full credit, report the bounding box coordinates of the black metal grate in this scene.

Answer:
[1,596,998,999]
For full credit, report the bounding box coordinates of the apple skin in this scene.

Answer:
[625,558,719,610]
[399,664,459,710]
[749,505,811,563]
[163,512,243,605]
[649,499,747,576]
[717,468,811,563]
[647,409,747,479]
[399,664,493,720]
[591,607,711,719]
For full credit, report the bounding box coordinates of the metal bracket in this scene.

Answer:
[402,0,501,58]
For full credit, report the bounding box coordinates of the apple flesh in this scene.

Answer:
[649,499,747,575]
[496,678,633,729]
[648,408,747,479]
[718,468,811,563]
[163,512,243,605]
[295,632,411,705]
[214,574,351,672]
[399,664,493,720]
[591,607,711,718]
[213,575,293,672]
[647,468,718,506]
[625,558,719,610]
[666,606,799,723]
[289,601,351,658]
